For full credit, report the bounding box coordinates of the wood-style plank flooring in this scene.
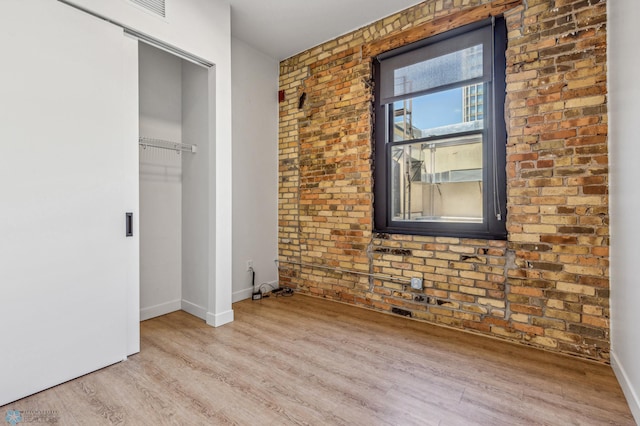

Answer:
[2,294,635,425]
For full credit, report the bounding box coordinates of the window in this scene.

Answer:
[373,18,507,239]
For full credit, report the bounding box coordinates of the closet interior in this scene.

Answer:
[138,42,210,321]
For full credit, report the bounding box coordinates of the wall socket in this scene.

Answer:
[410,277,423,290]
[246,260,253,271]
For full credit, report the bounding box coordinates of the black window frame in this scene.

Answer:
[373,17,508,240]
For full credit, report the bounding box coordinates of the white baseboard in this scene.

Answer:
[233,286,253,302]
[140,299,181,321]
[611,350,640,424]
[181,299,207,320]
[233,281,279,303]
[206,309,234,327]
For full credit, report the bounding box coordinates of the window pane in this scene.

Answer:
[393,84,484,142]
[392,45,483,99]
[390,134,483,223]
[374,19,506,238]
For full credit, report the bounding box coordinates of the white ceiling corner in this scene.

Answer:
[229,0,426,60]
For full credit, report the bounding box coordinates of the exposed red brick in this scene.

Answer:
[279,0,609,363]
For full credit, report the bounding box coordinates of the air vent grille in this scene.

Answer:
[130,0,166,18]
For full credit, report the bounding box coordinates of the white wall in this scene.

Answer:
[139,43,183,320]
[609,0,640,423]
[182,61,211,319]
[231,37,279,301]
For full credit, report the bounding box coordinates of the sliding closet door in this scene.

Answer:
[0,0,138,405]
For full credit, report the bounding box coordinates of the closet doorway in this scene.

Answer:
[138,43,210,321]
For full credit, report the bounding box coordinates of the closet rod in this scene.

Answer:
[139,137,198,154]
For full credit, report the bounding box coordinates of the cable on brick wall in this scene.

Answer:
[277,259,413,285]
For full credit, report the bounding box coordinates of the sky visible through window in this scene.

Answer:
[394,87,464,135]
[412,88,463,130]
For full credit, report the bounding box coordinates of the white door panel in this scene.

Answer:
[0,0,137,405]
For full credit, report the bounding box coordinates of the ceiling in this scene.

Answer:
[229,0,425,60]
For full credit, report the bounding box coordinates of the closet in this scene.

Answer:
[138,43,209,321]
[1,0,232,406]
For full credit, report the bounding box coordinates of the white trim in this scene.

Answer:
[207,309,234,327]
[233,286,254,303]
[133,35,211,68]
[611,351,640,424]
[233,280,279,303]
[57,0,213,68]
[140,299,181,321]
[181,299,207,320]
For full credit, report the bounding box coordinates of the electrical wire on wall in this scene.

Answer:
[277,259,413,285]
[490,15,503,222]
[250,260,293,301]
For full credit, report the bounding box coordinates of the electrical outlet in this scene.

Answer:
[247,260,253,271]
[410,277,423,290]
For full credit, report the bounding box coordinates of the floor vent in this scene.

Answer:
[129,0,166,18]
[391,307,412,317]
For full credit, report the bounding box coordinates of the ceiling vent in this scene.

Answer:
[129,0,166,18]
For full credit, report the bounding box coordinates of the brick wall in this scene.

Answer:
[278,0,609,362]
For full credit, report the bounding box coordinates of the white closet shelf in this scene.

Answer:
[139,137,197,154]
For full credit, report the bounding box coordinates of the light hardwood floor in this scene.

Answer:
[2,294,635,425]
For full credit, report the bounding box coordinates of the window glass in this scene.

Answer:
[392,45,483,99]
[390,135,483,223]
[373,18,507,239]
[392,86,483,142]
